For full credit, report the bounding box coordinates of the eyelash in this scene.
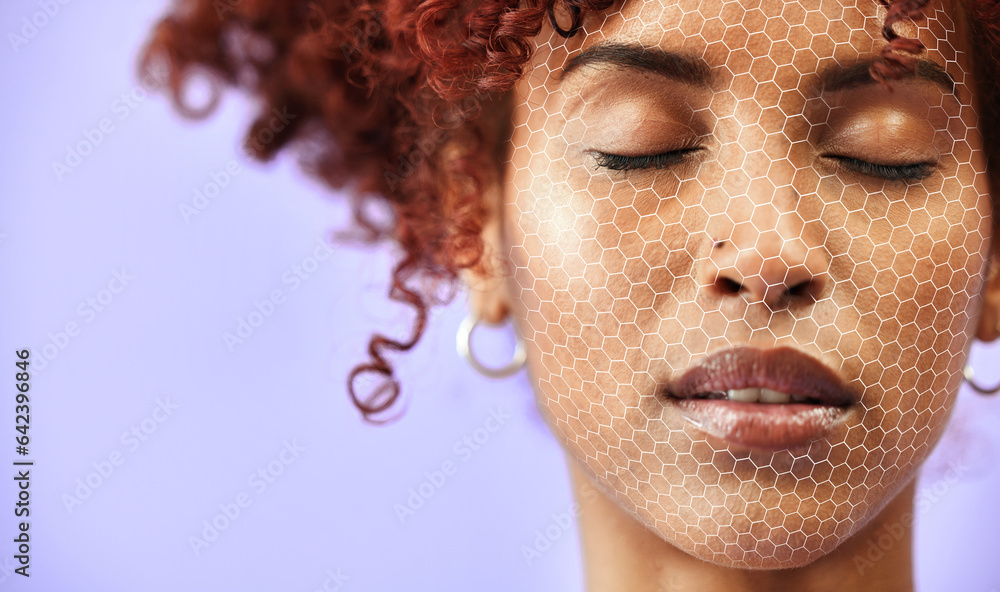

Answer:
[592,150,936,182]
[592,149,701,171]
[828,156,935,182]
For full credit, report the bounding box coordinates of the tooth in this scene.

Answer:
[728,388,760,402]
[790,393,810,403]
[760,389,791,404]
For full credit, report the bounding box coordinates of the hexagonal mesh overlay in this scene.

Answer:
[500,0,991,568]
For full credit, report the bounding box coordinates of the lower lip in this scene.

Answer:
[671,399,849,450]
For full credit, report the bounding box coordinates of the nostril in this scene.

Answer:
[787,280,812,297]
[715,277,743,295]
[785,270,826,301]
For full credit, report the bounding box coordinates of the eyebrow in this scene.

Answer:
[562,43,956,96]
[819,58,955,94]
[561,42,713,86]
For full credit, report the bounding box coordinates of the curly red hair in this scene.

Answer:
[141,0,1000,423]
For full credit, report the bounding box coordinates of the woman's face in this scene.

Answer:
[497,0,993,568]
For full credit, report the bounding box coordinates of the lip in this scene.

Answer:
[662,346,858,450]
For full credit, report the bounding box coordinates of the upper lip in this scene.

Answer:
[663,346,858,406]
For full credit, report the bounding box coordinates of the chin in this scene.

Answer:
[594,452,918,572]
[651,517,851,570]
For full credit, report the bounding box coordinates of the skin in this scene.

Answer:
[464,0,1000,588]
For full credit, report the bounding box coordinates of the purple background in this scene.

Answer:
[0,1,998,590]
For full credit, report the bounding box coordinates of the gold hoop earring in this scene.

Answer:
[456,312,526,379]
[963,365,1000,395]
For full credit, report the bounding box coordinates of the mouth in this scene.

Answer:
[661,346,859,450]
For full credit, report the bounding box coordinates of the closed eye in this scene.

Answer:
[591,148,702,172]
[826,156,935,182]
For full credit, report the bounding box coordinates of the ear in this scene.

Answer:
[976,169,1000,342]
[977,256,1000,342]
[453,90,519,324]
[460,179,512,324]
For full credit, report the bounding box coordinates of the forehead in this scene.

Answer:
[532,0,970,90]
[606,0,881,50]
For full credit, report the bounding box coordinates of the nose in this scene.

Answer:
[701,208,828,307]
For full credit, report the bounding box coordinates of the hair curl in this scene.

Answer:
[141,0,1000,423]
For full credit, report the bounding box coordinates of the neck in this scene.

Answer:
[569,460,915,592]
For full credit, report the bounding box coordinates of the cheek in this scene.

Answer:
[506,146,701,399]
[859,173,992,451]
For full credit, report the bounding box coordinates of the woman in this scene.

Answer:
[143,0,1000,588]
